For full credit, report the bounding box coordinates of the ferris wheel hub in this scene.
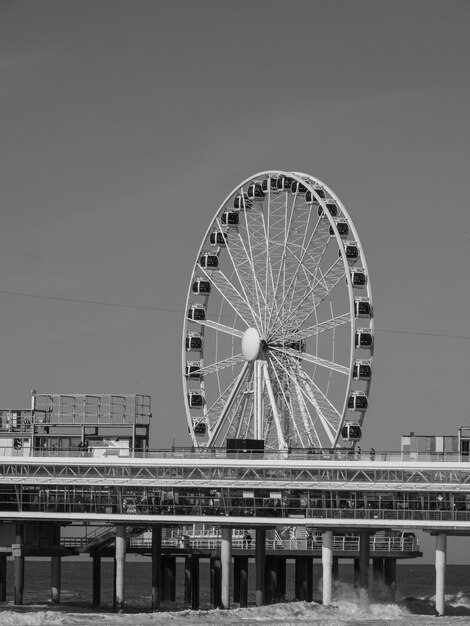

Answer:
[241,327,261,362]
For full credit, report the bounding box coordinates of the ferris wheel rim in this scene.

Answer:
[182,170,373,450]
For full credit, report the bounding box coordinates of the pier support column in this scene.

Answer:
[221,527,232,609]
[151,526,162,611]
[51,556,61,603]
[435,533,447,617]
[210,554,222,608]
[255,528,266,606]
[13,524,24,605]
[92,555,101,607]
[384,559,396,602]
[372,558,384,602]
[322,530,333,606]
[114,525,126,613]
[0,554,6,602]
[358,531,370,610]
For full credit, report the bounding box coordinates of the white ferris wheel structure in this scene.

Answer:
[182,170,373,451]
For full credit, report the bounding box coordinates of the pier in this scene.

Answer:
[0,392,468,615]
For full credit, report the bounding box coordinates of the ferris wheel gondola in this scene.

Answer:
[182,170,374,450]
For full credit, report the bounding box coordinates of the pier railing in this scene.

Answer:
[1,444,468,463]
[61,531,421,553]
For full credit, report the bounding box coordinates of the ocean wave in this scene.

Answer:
[0,611,66,625]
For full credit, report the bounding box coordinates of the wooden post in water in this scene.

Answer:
[0,554,7,602]
[255,528,266,606]
[372,558,384,602]
[13,524,24,605]
[151,526,162,611]
[358,531,370,610]
[383,558,396,602]
[92,555,101,607]
[51,556,61,603]
[210,553,222,608]
[239,556,249,608]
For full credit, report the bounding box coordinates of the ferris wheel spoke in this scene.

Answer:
[199,265,258,328]
[282,312,351,344]
[268,220,331,336]
[280,259,347,334]
[269,345,349,375]
[195,318,245,339]
[296,366,342,443]
[275,200,324,325]
[192,353,245,378]
[241,211,271,332]
[217,221,264,332]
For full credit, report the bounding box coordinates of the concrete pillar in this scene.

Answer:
[114,525,126,612]
[384,558,396,602]
[221,527,232,609]
[372,558,384,602]
[322,530,333,606]
[151,526,161,611]
[358,531,370,610]
[435,533,447,617]
[14,524,24,605]
[51,556,61,603]
[210,554,222,608]
[0,555,7,602]
[92,555,101,607]
[255,528,266,606]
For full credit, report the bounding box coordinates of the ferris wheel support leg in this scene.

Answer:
[254,360,263,440]
[207,362,250,447]
[262,361,288,451]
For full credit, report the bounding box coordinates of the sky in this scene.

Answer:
[1,0,470,561]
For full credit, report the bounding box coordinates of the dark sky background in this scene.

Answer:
[1,0,470,562]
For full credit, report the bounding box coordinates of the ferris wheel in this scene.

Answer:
[182,171,373,451]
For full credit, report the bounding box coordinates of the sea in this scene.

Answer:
[1,560,470,626]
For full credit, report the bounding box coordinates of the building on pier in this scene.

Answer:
[0,391,152,457]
